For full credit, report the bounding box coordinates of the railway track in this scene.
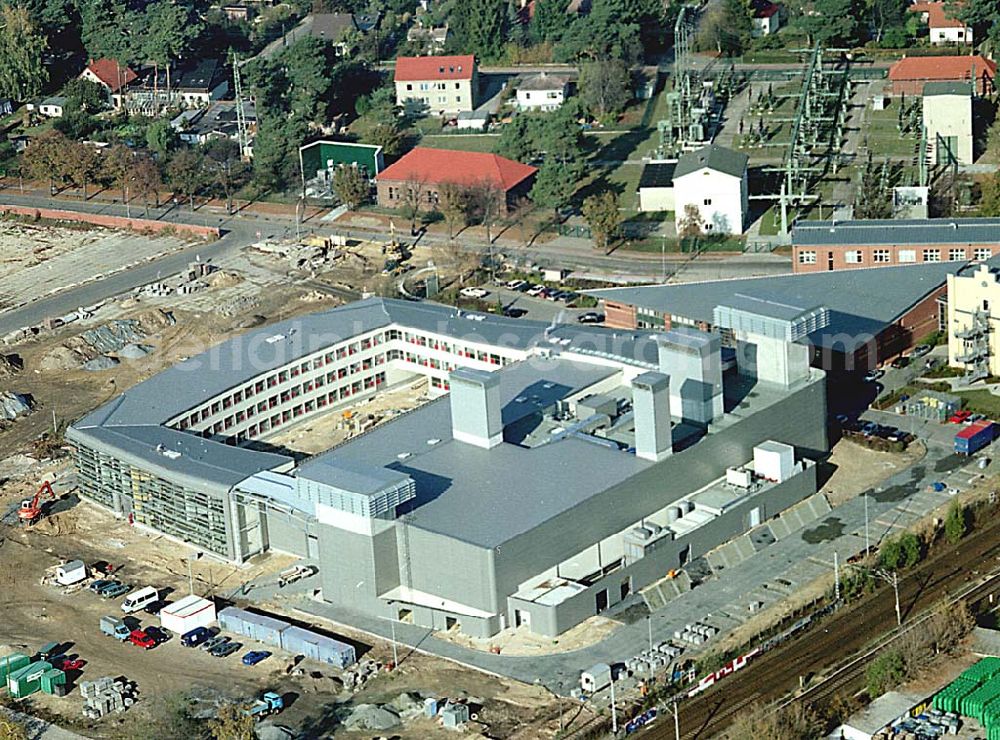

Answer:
[640,506,1000,739]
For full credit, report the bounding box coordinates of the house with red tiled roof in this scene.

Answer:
[888,54,995,96]
[375,147,537,213]
[394,55,477,115]
[908,2,972,45]
[80,59,139,109]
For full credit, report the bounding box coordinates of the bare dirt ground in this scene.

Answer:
[437,614,621,657]
[822,439,927,507]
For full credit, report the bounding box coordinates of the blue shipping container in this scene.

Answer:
[218,607,290,648]
[280,625,356,668]
[955,422,996,455]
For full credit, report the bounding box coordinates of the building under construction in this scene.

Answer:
[68,298,828,638]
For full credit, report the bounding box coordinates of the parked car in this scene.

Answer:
[503,307,528,318]
[99,582,130,599]
[912,344,932,357]
[514,281,532,292]
[52,656,85,672]
[459,287,489,299]
[211,641,242,658]
[89,579,114,594]
[144,626,170,644]
[99,615,131,641]
[577,312,604,324]
[242,650,272,667]
[968,413,987,423]
[201,635,229,653]
[181,626,212,648]
[526,284,546,297]
[949,410,974,424]
[144,600,168,616]
[128,629,157,650]
[561,291,580,304]
[505,279,526,291]
[891,356,909,369]
[861,421,880,436]
[863,369,884,382]
[545,290,566,302]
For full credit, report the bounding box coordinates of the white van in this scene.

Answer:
[121,586,158,614]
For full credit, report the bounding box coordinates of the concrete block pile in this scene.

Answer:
[343,658,382,692]
[80,677,137,719]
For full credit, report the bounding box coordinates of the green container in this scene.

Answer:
[0,653,30,684]
[7,661,51,699]
[39,668,65,695]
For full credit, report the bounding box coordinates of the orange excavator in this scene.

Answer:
[18,481,55,525]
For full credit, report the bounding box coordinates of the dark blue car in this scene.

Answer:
[242,650,272,666]
[180,626,212,648]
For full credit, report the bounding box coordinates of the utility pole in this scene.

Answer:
[390,619,399,668]
[673,700,680,740]
[648,615,654,655]
[890,570,901,626]
[834,551,840,600]
[610,674,618,734]
[661,234,667,282]
[864,493,870,554]
[187,558,194,595]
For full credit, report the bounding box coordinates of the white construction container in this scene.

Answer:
[55,560,87,586]
[754,441,795,482]
[159,595,217,634]
[580,663,612,693]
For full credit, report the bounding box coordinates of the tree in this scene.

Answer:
[530,160,579,218]
[64,141,101,200]
[953,0,1000,49]
[166,148,205,211]
[438,182,468,240]
[62,78,108,114]
[130,154,162,215]
[450,0,508,60]
[208,702,255,740]
[364,122,405,158]
[531,0,571,43]
[879,531,922,570]
[20,130,67,194]
[870,0,907,42]
[555,0,644,63]
[578,60,631,121]
[801,0,865,46]
[401,175,427,236]
[866,649,907,698]
[678,203,703,239]
[496,114,539,162]
[0,4,48,101]
[202,138,248,215]
[466,180,505,244]
[146,119,179,159]
[979,172,1000,217]
[582,190,622,254]
[722,701,822,740]
[698,0,751,56]
[140,0,203,108]
[102,143,134,209]
[332,165,370,210]
[944,500,967,544]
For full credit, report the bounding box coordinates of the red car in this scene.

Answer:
[53,656,85,671]
[128,629,157,650]
[949,410,973,424]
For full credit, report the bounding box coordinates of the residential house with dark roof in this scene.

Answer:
[792,218,1000,272]
[672,145,749,236]
[516,73,570,112]
[888,54,995,96]
[406,22,450,54]
[310,13,359,54]
[908,2,972,45]
[375,147,537,213]
[394,55,477,115]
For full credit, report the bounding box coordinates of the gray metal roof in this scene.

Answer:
[70,297,664,491]
[296,458,412,496]
[793,218,1000,246]
[588,260,978,352]
[518,73,569,91]
[674,145,748,180]
[307,357,638,547]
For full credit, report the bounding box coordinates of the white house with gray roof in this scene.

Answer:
[673,144,749,236]
[516,73,571,112]
[68,297,828,639]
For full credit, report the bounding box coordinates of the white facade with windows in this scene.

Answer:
[673,166,747,235]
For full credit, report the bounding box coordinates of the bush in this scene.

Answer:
[879,532,922,570]
[944,501,967,544]
[866,650,906,697]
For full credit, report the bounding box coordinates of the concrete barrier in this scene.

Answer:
[0,205,219,239]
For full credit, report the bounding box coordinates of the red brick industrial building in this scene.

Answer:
[375,147,537,214]
[791,219,1000,273]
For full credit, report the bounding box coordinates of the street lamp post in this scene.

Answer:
[390,619,399,668]
[610,674,618,734]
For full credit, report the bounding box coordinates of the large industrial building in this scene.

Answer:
[589,260,993,372]
[68,298,828,638]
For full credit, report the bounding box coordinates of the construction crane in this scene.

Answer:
[18,481,55,525]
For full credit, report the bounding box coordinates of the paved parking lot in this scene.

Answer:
[481,281,602,325]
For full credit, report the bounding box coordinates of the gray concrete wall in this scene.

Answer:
[264,508,311,558]
[493,375,827,610]
[400,525,498,615]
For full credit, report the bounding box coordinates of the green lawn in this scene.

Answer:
[954,390,1000,418]
[865,107,920,158]
[417,134,500,153]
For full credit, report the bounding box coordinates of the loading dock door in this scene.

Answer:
[749,507,761,528]
[515,609,530,629]
[596,589,608,613]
